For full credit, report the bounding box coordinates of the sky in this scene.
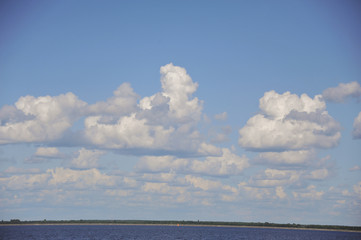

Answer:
[0,0,361,226]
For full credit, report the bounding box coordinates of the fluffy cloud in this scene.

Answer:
[322,81,361,103]
[239,91,340,151]
[84,113,174,149]
[135,148,249,177]
[69,148,105,169]
[25,147,64,163]
[353,112,361,139]
[159,63,202,122]
[0,93,87,144]
[139,63,202,124]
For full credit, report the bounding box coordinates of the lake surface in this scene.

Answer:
[1,225,361,240]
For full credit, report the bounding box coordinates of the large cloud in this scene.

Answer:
[83,63,212,155]
[0,93,87,144]
[322,81,361,103]
[239,90,340,151]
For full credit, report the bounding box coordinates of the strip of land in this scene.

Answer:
[1,219,360,232]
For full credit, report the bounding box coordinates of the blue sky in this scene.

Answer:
[1,0,361,225]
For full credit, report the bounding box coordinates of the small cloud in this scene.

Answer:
[210,125,232,144]
[68,148,105,169]
[214,112,227,121]
[322,81,361,103]
[353,112,361,139]
[275,186,287,199]
[350,165,360,171]
[255,150,315,166]
[35,147,61,158]
[306,168,329,180]
[25,147,64,163]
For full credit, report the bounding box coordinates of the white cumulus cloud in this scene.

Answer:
[82,63,212,156]
[239,90,340,151]
[322,81,361,103]
[0,93,87,144]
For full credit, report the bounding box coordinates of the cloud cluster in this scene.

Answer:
[237,90,339,203]
[322,81,361,103]
[0,63,218,157]
[1,63,360,223]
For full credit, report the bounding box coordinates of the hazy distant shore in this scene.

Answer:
[1,220,360,232]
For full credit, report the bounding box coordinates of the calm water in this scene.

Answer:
[1,225,360,240]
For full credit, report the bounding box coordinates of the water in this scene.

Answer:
[1,225,360,240]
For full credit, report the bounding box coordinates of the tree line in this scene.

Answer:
[1,219,360,231]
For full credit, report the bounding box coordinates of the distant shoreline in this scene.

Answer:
[1,220,360,233]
